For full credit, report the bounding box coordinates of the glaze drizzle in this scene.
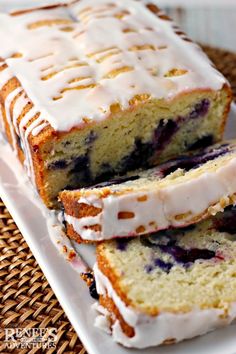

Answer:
[0,0,227,181]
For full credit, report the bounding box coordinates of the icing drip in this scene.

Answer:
[0,68,39,180]
[12,91,30,135]
[4,87,23,151]
[0,67,13,89]
[65,212,103,240]
[19,106,40,182]
[0,1,72,14]
[32,122,49,136]
[0,105,3,132]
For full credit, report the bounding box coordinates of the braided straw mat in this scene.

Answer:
[0,46,236,354]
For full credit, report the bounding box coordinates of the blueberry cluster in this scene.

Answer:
[142,227,216,273]
[214,206,236,235]
[47,99,212,188]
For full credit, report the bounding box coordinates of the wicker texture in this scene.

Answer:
[0,46,236,354]
[202,45,236,101]
[0,200,86,353]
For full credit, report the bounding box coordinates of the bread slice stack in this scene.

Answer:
[74,143,236,348]
[58,2,236,348]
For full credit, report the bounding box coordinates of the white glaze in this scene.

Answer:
[93,263,236,348]
[0,0,227,132]
[0,0,226,135]
[19,106,40,182]
[65,213,103,240]
[0,0,228,183]
[92,302,111,334]
[31,122,49,136]
[12,92,30,135]
[65,154,236,240]
[0,67,13,89]
[0,1,72,14]
[47,211,88,274]
[0,104,3,132]
[4,87,23,151]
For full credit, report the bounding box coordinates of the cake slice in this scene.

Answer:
[94,207,236,348]
[60,140,236,242]
[0,0,231,207]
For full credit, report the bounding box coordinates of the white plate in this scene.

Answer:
[1,105,236,354]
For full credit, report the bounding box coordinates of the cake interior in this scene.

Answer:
[36,89,229,206]
[88,140,235,193]
[97,206,236,316]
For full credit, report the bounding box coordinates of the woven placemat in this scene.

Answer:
[0,46,236,354]
[202,45,236,101]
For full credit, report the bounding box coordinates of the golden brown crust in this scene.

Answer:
[163,338,177,345]
[60,192,102,218]
[99,294,135,338]
[96,245,140,310]
[10,2,75,16]
[146,3,171,21]
[219,84,233,136]
[99,294,177,344]
[0,67,17,142]
[60,191,104,243]
[60,191,103,243]
[96,248,162,339]
[0,69,51,204]
[66,223,96,244]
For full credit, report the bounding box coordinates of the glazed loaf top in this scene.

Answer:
[0,0,227,136]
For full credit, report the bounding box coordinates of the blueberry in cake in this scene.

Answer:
[0,0,231,207]
[94,207,236,348]
[60,140,236,242]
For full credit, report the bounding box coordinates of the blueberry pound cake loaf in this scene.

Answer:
[0,0,232,207]
[94,207,236,348]
[61,140,236,242]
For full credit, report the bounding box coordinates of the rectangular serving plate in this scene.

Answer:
[1,105,236,354]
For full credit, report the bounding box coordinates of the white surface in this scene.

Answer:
[1,0,235,10]
[0,105,236,354]
[165,7,236,52]
[157,0,236,6]
[0,0,71,12]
